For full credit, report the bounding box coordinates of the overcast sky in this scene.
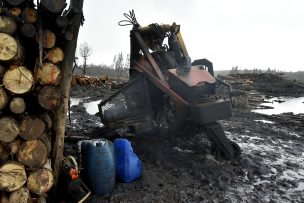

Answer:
[78,0,304,71]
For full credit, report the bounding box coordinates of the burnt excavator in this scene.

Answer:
[98,10,241,161]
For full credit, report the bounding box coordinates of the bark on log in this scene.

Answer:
[41,0,66,14]
[52,0,84,186]
[3,65,34,94]
[40,113,53,129]
[46,47,64,64]
[19,115,46,140]
[0,33,21,61]
[0,87,9,110]
[8,138,21,155]
[27,168,54,195]
[35,62,61,85]
[0,117,19,142]
[9,7,22,16]
[17,140,48,168]
[22,7,37,23]
[0,161,27,192]
[0,16,17,34]
[0,143,9,164]
[38,85,62,110]
[0,191,9,203]
[36,30,56,49]
[21,23,36,38]
[9,187,31,203]
[5,0,25,6]
[39,132,51,154]
[0,64,5,78]
[10,97,26,114]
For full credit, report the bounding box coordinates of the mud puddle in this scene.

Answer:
[253,96,304,115]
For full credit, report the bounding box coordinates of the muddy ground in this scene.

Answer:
[65,84,304,203]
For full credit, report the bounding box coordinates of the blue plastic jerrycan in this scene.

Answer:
[81,139,116,195]
[114,138,142,182]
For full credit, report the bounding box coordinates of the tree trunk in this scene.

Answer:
[0,33,22,62]
[0,87,9,110]
[3,65,34,94]
[52,0,84,186]
[17,140,48,168]
[22,7,37,23]
[9,187,31,203]
[10,97,26,114]
[56,15,68,27]
[27,168,54,195]
[0,117,19,142]
[35,62,61,85]
[0,161,27,192]
[21,23,36,38]
[0,16,17,34]
[37,85,62,110]
[19,115,46,140]
[46,47,64,64]
[41,0,66,14]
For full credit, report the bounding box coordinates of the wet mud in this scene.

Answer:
[65,84,304,203]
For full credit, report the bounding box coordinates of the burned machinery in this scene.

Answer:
[98,11,241,161]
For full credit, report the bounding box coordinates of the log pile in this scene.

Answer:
[0,0,81,201]
[71,75,114,87]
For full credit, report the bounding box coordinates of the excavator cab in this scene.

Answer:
[98,11,241,161]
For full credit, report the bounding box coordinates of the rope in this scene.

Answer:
[118,10,139,27]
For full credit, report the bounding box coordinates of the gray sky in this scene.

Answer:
[78,0,304,71]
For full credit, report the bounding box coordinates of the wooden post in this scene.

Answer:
[52,0,84,186]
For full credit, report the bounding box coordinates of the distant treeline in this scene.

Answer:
[215,67,304,82]
[74,64,304,83]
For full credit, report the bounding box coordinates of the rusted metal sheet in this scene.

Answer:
[168,66,216,87]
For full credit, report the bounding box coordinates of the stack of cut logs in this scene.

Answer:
[71,75,114,87]
[0,0,72,201]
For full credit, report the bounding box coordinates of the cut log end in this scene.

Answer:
[0,33,19,61]
[41,0,66,13]
[0,117,19,142]
[10,97,26,114]
[27,168,54,195]
[36,62,61,85]
[38,85,62,110]
[17,140,48,168]
[19,115,46,140]
[0,16,17,35]
[6,0,25,6]
[9,187,31,203]
[21,23,37,38]
[0,87,8,110]
[0,162,27,192]
[46,47,64,64]
[22,7,38,23]
[36,30,56,49]
[9,7,22,16]
[3,65,34,94]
